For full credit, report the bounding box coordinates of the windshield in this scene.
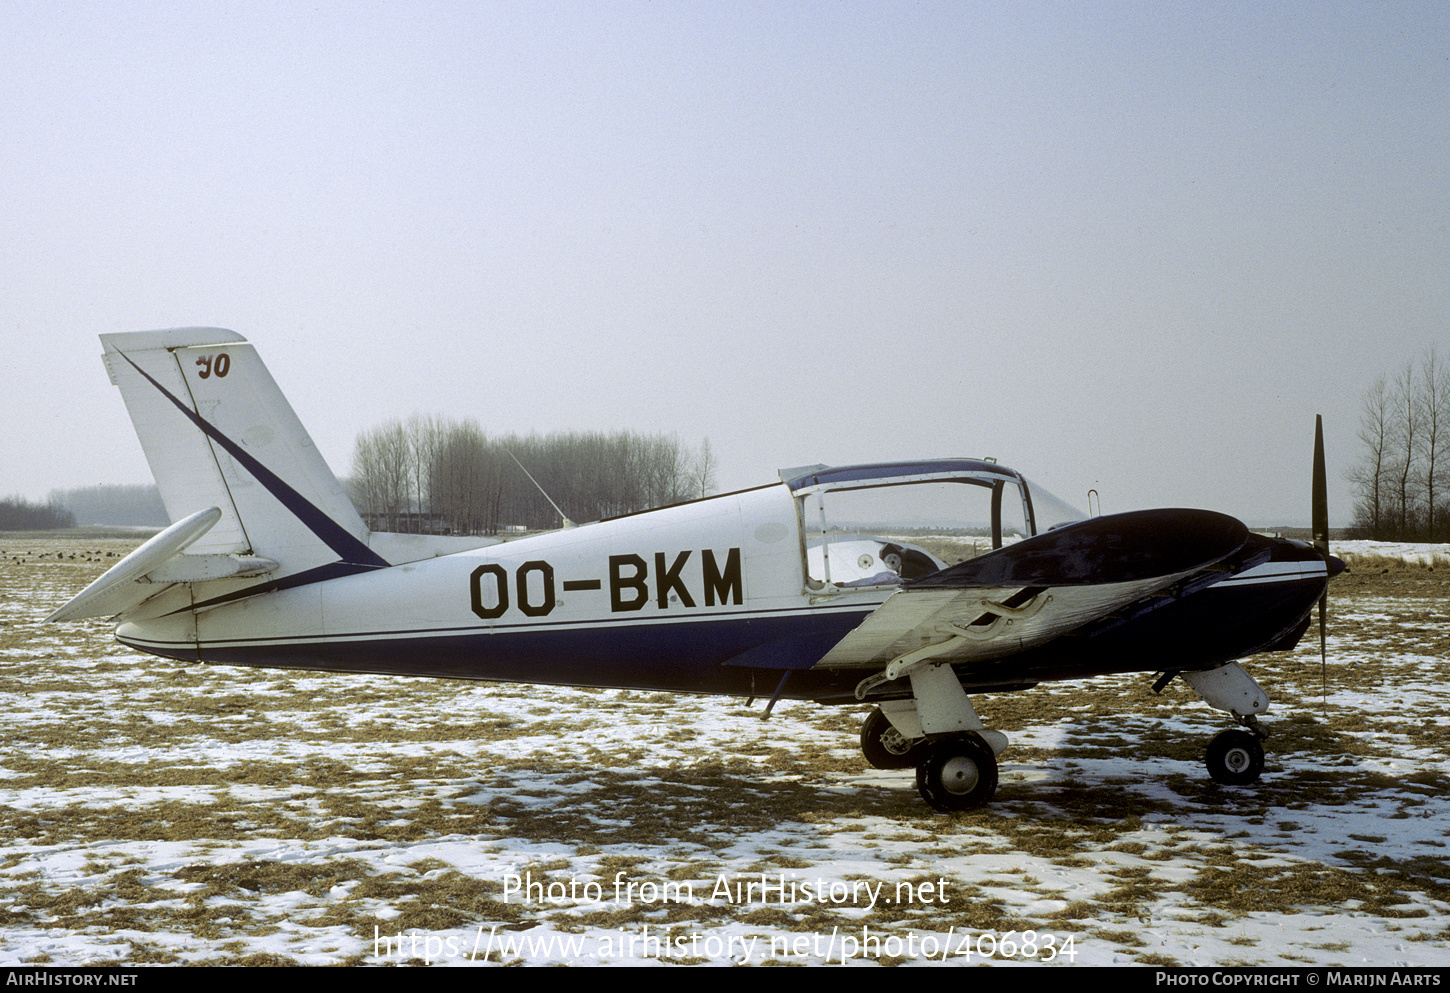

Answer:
[1023,478,1089,532]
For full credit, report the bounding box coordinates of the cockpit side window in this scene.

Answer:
[799,475,1029,590]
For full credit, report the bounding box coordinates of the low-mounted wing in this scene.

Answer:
[814,509,1264,669]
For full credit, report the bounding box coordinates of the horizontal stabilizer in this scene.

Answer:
[45,507,277,621]
[144,553,280,583]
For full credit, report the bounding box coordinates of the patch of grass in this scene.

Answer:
[1093,927,1147,947]
[1341,552,1450,575]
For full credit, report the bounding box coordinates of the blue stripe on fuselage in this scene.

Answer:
[117,607,878,700]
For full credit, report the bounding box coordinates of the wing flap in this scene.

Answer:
[816,575,1204,668]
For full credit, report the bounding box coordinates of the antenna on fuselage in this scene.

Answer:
[507,450,575,529]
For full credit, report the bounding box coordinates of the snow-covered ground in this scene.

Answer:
[1,538,1447,967]
[1336,540,1450,566]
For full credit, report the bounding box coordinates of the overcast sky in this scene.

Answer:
[4,1,1446,527]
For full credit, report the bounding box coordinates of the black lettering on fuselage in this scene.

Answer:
[702,547,743,606]
[477,549,743,618]
[606,548,743,612]
[470,563,509,619]
[655,551,696,608]
[609,554,649,612]
[516,560,555,617]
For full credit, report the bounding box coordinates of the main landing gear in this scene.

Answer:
[857,657,1008,813]
[859,707,929,769]
[854,607,1035,812]
[860,703,1003,812]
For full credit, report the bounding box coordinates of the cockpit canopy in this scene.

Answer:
[782,459,1086,589]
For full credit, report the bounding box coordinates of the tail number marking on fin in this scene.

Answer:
[196,353,231,379]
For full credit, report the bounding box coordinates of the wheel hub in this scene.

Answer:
[940,755,980,794]
[881,726,912,756]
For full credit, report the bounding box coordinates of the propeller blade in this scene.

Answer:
[1312,415,1329,710]
[1312,415,1329,558]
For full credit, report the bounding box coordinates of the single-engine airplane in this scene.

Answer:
[51,328,1344,811]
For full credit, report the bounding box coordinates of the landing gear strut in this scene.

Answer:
[857,659,1008,812]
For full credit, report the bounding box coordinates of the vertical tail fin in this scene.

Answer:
[101,328,386,576]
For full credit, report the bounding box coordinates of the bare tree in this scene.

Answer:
[404,413,442,530]
[355,418,724,534]
[0,495,75,529]
[1391,361,1422,538]
[351,420,412,531]
[429,418,501,534]
[641,434,685,507]
[690,437,719,498]
[1349,349,1450,541]
[1350,375,1391,536]
[1417,349,1450,540]
[49,484,166,527]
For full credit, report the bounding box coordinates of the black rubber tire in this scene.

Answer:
[1205,729,1265,785]
[915,733,999,811]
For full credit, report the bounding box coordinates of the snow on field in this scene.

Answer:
[0,537,1447,967]
[1337,540,1450,566]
